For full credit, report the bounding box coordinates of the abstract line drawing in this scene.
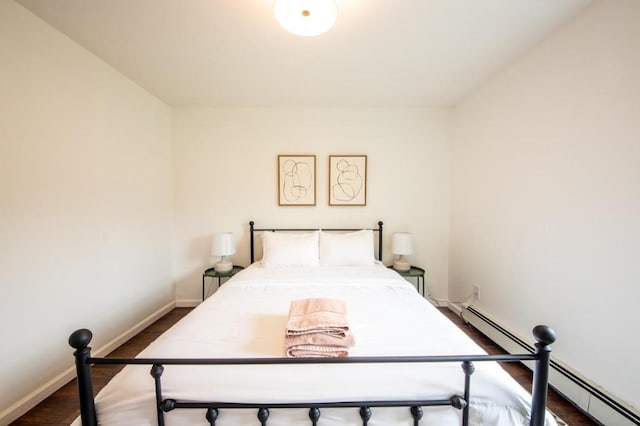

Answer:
[329,155,367,206]
[278,155,316,206]
[282,160,312,201]
[332,160,363,201]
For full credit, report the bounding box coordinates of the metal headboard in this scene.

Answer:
[249,221,384,264]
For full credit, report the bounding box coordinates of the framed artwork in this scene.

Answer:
[278,155,316,206]
[329,155,367,206]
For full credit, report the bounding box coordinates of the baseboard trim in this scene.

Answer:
[91,300,177,358]
[0,300,176,425]
[431,298,449,307]
[461,305,640,426]
[447,302,464,316]
[176,298,200,307]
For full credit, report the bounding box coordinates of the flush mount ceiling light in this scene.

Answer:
[274,0,338,37]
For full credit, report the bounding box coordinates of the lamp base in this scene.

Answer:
[214,260,233,273]
[393,258,410,272]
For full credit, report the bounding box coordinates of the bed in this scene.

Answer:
[69,221,556,425]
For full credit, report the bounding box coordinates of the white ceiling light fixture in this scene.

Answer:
[274,0,338,37]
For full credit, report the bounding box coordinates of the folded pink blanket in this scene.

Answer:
[285,298,354,357]
[286,298,350,337]
[286,345,351,358]
[285,330,355,348]
[285,331,355,358]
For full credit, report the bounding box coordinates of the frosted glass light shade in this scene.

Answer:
[274,0,338,37]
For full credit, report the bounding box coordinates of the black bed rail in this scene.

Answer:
[249,220,384,263]
[69,325,556,426]
[89,353,539,365]
[160,398,464,426]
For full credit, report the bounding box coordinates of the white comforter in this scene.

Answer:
[81,264,556,425]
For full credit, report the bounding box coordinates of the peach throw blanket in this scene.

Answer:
[285,298,355,357]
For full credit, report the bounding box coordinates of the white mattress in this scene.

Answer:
[78,264,556,425]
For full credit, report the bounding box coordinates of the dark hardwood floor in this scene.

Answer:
[439,308,599,426]
[11,308,192,426]
[13,307,597,425]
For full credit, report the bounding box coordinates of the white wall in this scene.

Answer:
[450,0,640,408]
[172,107,452,303]
[0,0,174,419]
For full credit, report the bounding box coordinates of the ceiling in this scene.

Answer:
[17,0,592,107]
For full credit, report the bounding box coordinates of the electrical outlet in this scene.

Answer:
[473,285,480,301]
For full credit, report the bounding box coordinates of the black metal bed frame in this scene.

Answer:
[69,221,556,426]
[249,220,385,264]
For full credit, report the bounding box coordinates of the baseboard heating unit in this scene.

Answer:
[459,305,640,426]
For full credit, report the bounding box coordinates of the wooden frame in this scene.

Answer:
[278,155,316,206]
[329,155,367,206]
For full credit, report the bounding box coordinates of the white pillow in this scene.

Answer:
[261,231,319,267]
[319,230,375,266]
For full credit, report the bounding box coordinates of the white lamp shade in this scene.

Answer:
[274,0,338,37]
[392,232,413,256]
[211,232,235,257]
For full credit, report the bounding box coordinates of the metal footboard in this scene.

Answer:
[69,325,555,426]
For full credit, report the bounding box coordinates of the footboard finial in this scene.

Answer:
[532,325,556,346]
[530,325,556,426]
[69,328,93,350]
[69,329,97,426]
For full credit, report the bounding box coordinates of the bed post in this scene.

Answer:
[377,221,383,262]
[529,325,556,426]
[250,221,255,264]
[69,329,97,426]
[461,360,475,426]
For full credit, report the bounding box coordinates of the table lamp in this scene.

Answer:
[211,232,235,273]
[392,232,413,272]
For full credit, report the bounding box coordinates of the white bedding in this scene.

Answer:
[79,264,556,425]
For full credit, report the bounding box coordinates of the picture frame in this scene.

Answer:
[277,155,316,206]
[328,155,367,206]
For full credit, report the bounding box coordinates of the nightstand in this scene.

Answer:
[202,265,244,300]
[389,265,426,296]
